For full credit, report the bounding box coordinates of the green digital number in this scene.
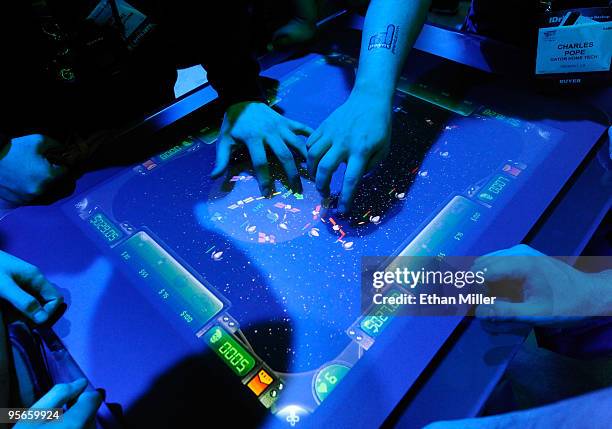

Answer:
[203,327,256,376]
[88,213,123,243]
[360,290,403,337]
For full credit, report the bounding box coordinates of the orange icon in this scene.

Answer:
[247,370,274,396]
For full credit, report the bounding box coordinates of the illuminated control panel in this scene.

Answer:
[64,46,559,426]
[116,231,224,334]
[203,326,256,376]
[89,212,124,244]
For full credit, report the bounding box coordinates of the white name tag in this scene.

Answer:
[536,20,612,75]
[87,0,155,48]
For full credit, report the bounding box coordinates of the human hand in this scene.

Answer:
[268,18,317,51]
[0,134,66,206]
[0,251,63,324]
[306,90,391,212]
[211,102,313,195]
[15,378,103,429]
[472,245,604,328]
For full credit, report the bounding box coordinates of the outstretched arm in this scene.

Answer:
[307,0,431,212]
[425,386,612,429]
[355,0,431,102]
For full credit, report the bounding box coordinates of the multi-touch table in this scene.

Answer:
[0,26,607,429]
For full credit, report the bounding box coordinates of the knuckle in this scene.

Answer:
[278,152,293,163]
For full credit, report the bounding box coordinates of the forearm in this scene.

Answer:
[517,387,612,428]
[354,0,431,101]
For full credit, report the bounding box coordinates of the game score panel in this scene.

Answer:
[67,88,534,421]
[65,52,539,422]
[68,150,526,420]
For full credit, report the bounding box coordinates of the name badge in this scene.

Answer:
[87,0,156,49]
[536,18,612,75]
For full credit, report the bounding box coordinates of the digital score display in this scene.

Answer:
[88,213,123,243]
[360,289,404,338]
[203,326,256,377]
[157,140,195,162]
[478,175,511,203]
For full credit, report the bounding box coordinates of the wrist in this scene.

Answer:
[350,83,394,107]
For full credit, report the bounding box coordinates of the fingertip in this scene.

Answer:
[259,183,272,197]
[317,187,330,200]
[33,309,49,324]
[338,197,352,215]
[71,378,89,392]
[76,390,104,413]
[95,388,106,402]
[210,165,225,179]
[82,389,103,403]
[292,178,303,195]
[44,296,63,311]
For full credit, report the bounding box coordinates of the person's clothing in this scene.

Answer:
[0,310,53,409]
[465,0,538,46]
[505,333,612,410]
[0,0,264,143]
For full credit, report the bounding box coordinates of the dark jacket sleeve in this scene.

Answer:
[152,0,266,109]
[0,2,60,140]
[197,1,266,108]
